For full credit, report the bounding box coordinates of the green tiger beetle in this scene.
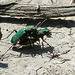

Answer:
[11,26,51,46]
[0,19,53,60]
[0,19,64,60]
[2,19,51,46]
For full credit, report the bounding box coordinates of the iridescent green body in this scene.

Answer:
[11,26,50,45]
[11,26,37,44]
[11,28,25,43]
[26,26,36,31]
[38,28,49,35]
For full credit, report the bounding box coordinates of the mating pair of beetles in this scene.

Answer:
[1,19,62,60]
[3,19,51,47]
[11,26,51,47]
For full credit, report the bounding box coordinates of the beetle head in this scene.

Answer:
[43,28,52,37]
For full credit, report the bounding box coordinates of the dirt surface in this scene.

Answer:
[0,0,71,6]
[0,17,75,75]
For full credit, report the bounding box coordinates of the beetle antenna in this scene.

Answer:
[36,19,47,27]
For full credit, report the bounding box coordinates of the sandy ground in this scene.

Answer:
[0,17,75,75]
[0,0,71,6]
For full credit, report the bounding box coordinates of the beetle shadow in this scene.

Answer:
[0,63,8,68]
[12,45,54,57]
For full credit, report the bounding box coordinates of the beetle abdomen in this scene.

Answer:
[11,28,25,43]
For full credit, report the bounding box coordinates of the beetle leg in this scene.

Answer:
[41,37,44,48]
[29,37,32,47]
[36,39,40,45]
[42,38,51,47]
[0,44,13,61]
[39,41,40,45]
[29,40,31,46]
[42,40,44,48]
[31,41,34,47]
[2,29,17,40]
